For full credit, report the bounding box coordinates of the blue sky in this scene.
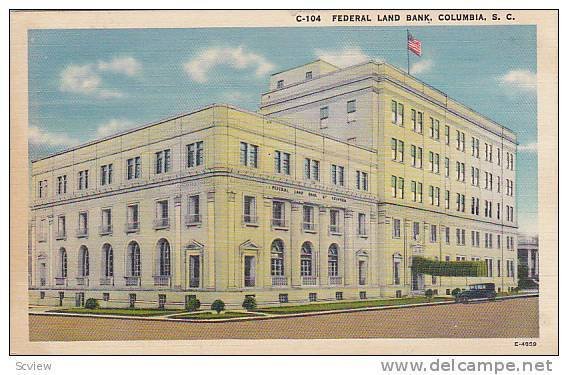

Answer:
[28,26,538,234]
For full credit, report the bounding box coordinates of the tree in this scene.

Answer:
[211,299,225,314]
[84,298,100,309]
[185,297,201,312]
[242,296,257,311]
[451,288,462,298]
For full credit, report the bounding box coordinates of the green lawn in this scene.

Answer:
[50,308,178,317]
[170,311,261,320]
[256,297,449,314]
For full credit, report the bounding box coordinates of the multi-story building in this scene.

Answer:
[28,59,518,309]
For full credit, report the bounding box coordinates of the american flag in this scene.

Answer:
[407,32,422,56]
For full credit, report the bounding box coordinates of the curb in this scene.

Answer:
[30,293,538,323]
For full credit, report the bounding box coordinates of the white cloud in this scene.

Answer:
[59,56,142,98]
[220,90,253,103]
[98,56,142,76]
[410,59,434,74]
[498,70,537,93]
[314,47,375,68]
[184,46,275,83]
[28,126,79,148]
[518,142,538,152]
[96,119,136,138]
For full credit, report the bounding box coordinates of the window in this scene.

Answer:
[78,170,89,190]
[329,209,340,233]
[274,150,291,175]
[57,215,66,238]
[271,240,285,276]
[277,79,284,89]
[304,158,320,181]
[412,221,420,240]
[444,157,450,177]
[38,179,48,198]
[155,149,171,174]
[456,193,465,212]
[456,228,466,245]
[309,293,317,302]
[393,254,402,285]
[58,248,68,278]
[445,190,450,209]
[78,212,88,236]
[392,219,401,238]
[102,244,113,278]
[187,141,204,168]
[391,138,404,162]
[356,170,369,191]
[100,164,113,186]
[411,145,423,168]
[305,71,312,80]
[127,204,139,231]
[243,196,257,224]
[456,130,465,151]
[456,162,465,182]
[391,100,404,125]
[331,164,345,186]
[444,125,450,145]
[411,181,423,202]
[430,225,437,242]
[272,201,286,227]
[411,110,423,133]
[429,118,440,140]
[507,260,515,278]
[485,258,494,276]
[347,100,356,113]
[101,208,112,234]
[57,175,67,194]
[335,291,343,300]
[127,157,141,180]
[445,227,450,244]
[78,246,89,277]
[428,152,440,173]
[471,231,480,247]
[240,142,259,168]
[328,244,339,277]
[303,206,315,231]
[358,213,367,236]
[127,242,141,277]
[186,195,201,224]
[279,294,288,303]
[497,259,502,277]
[154,200,169,229]
[300,242,313,276]
[157,239,171,277]
[320,106,329,121]
[391,176,404,198]
[471,137,480,158]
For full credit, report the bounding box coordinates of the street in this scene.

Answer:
[29,297,538,341]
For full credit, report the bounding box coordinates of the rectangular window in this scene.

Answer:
[155,149,171,174]
[356,171,368,191]
[187,141,204,168]
[240,142,258,168]
[101,208,112,233]
[358,213,367,236]
[101,164,113,186]
[456,130,465,151]
[305,71,312,80]
[329,209,340,233]
[38,179,48,198]
[393,219,401,238]
[57,215,66,237]
[347,100,356,113]
[187,195,200,224]
[78,170,89,190]
[277,80,284,89]
[445,125,450,145]
[391,100,404,125]
[272,201,285,227]
[304,158,320,181]
[331,164,345,186]
[412,221,420,240]
[155,200,169,228]
[445,190,450,209]
[127,204,139,227]
[274,150,291,175]
[445,227,450,244]
[320,106,329,120]
[303,205,315,231]
[391,138,404,162]
[243,196,257,224]
[430,225,437,242]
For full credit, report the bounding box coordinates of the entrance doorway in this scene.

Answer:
[411,271,425,292]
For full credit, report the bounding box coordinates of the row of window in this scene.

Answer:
[391,138,514,195]
[390,175,515,222]
[390,218,516,250]
[37,142,205,198]
[390,100,515,171]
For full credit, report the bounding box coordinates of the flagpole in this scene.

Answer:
[406,29,410,74]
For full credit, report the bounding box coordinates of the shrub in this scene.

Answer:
[451,288,462,298]
[84,298,99,309]
[424,289,434,300]
[211,299,225,314]
[242,296,257,311]
[185,297,201,312]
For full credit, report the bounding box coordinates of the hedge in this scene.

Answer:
[411,256,488,277]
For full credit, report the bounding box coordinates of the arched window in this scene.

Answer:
[102,244,113,278]
[300,242,313,277]
[328,244,339,277]
[78,246,89,277]
[271,239,284,276]
[156,239,171,276]
[127,241,141,277]
[58,248,67,278]
[393,253,403,285]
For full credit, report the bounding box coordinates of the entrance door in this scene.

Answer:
[411,272,425,291]
[39,262,47,286]
[189,255,200,288]
[244,256,255,287]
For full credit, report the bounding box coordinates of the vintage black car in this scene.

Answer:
[455,283,496,303]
